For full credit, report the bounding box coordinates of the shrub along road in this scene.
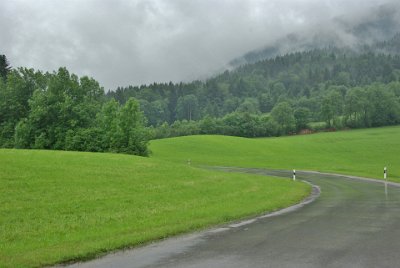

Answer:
[66,169,400,268]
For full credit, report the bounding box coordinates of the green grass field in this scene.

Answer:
[4,125,398,267]
[150,126,400,182]
[0,149,309,268]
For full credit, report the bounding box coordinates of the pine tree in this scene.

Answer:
[0,54,12,80]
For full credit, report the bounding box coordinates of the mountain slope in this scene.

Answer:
[229,1,400,67]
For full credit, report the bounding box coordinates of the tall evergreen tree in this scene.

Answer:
[0,54,12,80]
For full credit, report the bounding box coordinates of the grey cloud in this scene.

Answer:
[1,0,399,90]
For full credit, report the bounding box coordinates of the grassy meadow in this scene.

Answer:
[0,149,309,268]
[3,125,399,267]
[150,126,400,182]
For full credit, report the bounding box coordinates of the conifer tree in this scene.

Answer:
[0,55,12,80]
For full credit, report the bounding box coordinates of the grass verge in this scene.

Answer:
[0,149,309,267]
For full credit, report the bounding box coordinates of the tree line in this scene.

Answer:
[0,61,149,156]
[147,81,400,139]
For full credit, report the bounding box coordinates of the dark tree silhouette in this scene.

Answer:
[0,54,12,80]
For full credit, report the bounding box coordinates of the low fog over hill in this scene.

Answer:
[2,0,400,89]
[229,1,400,67]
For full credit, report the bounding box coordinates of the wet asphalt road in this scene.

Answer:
[66,169,400,268]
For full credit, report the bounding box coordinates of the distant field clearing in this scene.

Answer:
[150,126,400,182]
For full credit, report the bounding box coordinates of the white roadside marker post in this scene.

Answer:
[293,169,296,181]
[383,167,388,198]
[384,167,388,198]
[385,181,388,197]
[188,159,191,165]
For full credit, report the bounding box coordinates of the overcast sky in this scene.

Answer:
[1,0,398,90]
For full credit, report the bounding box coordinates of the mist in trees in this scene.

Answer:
[2,34,400,149]
[107,35,400,138]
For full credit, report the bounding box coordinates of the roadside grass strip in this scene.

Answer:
[0,149,309,267]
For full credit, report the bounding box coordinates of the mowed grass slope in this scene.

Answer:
[150,126,400,182]
[0,149,309,268]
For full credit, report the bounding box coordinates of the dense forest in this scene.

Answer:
[1,34,400,155]
[108,34,400,138]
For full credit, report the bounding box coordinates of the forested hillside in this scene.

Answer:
[107,34,400,138]
[1,34,400,154]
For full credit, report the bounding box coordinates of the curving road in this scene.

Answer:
[66,169,400,268]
